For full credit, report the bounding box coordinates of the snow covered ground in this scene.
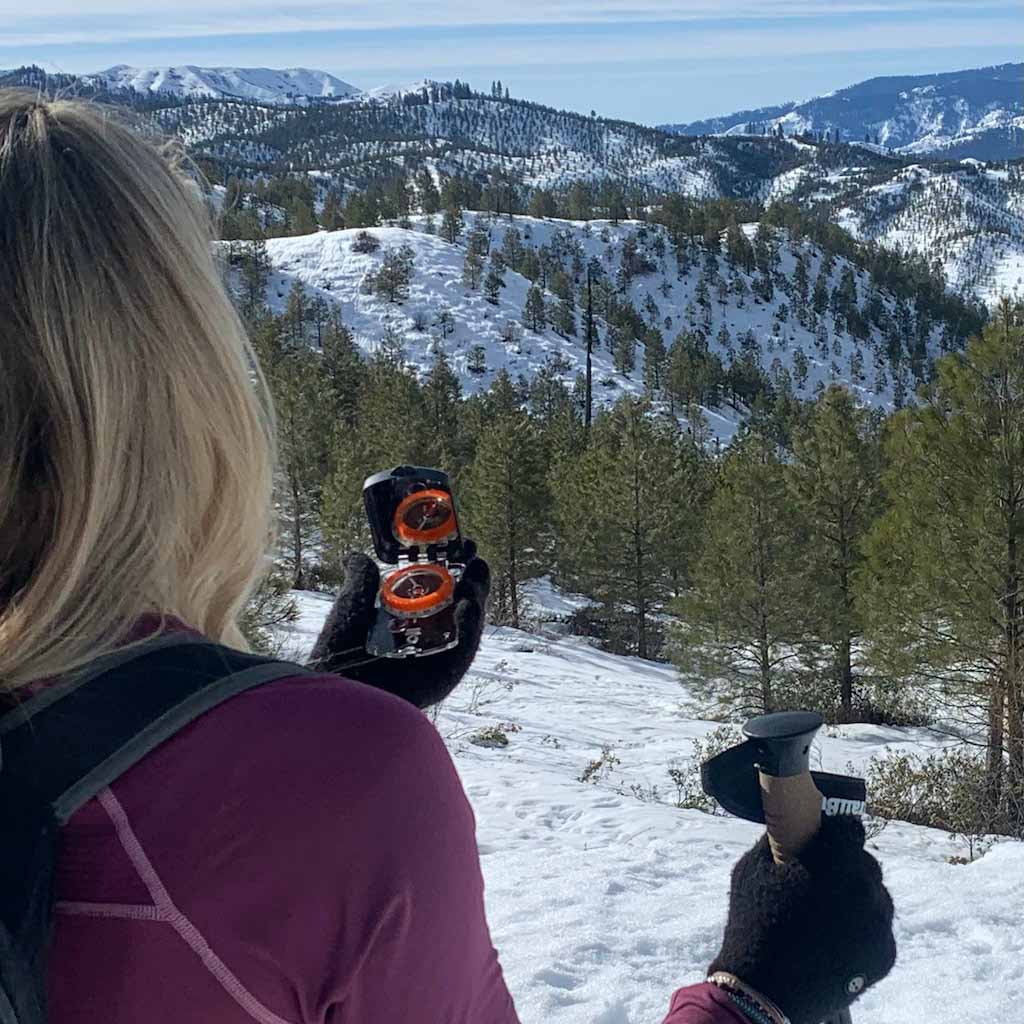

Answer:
[247,213,935,444]
[278,589,1024,1024]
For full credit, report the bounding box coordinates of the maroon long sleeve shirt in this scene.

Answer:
[47,622,739,1024]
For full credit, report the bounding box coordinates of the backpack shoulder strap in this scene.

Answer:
[0,635,313,824]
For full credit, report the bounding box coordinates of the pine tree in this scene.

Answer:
[441,204,464,244]
[484,257,506,304]
[675,432,807,715]
[500,226,525,272]
[554,400,704,658]
[464,408,549,627]
[667,332,724,410]
[321,315,366,428]
[466,224,491,258]
[284,279,309,347]
[421,349,465,471]
[415,169,441,215]
[321,356,429,565]
[725,222,755,273]
[793,252,809,306]
[813,270,830,316]
[288,198,317,236]
[268,345,333,588]
[463,248,485,290]
[790,386,881,719]
[523,284,547,332]
[643,327,668,394]
[309,296,330,348]
[321,191,344,231]
[239,239,270,318]
[862,302,1024,816]
[554,298,576,338]
[793,346,810,389]
[370,245,415,303]
[584,268,596,431]
[612,327,636,376]
[528,367,586,464]
[467,345,488,375]
[433,307,456,338]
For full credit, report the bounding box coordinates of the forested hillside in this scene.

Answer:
[663,63,1024,160]
[3,63,1021,304]
[226,208,982,434]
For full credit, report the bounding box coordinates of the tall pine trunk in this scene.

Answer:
[290,470,305,590]
[759,616,772,714]
[506,462,520,629]
[633,456,647,660]
[1000,351,1024,821]
[987,676,1006,810]
[1004,555,1024,811]
[584,271,594,434]
[838,635,854,722]
[838,534,854,720]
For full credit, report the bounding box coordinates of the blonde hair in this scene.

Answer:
[0,91,275,689]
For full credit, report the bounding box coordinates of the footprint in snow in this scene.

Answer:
[533,967,580,991]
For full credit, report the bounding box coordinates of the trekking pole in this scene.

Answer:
[702,712,867,1024]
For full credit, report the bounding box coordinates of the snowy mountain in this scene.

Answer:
[757,159,1024,305]
[228,213,975,442]
[141,83,1021,306]
[662,63,1024,161]
[276,586,1024,1024]
[81,65,361,105]
[152,91,766,196]
[836,163,1024,305]
[4,62,1019,306]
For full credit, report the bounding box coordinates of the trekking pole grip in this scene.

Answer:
[743,711,825,865]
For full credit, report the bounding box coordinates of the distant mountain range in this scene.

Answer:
[1,61,1020,305]
[662,63,1024,162]
[0,64,447,109]
[80,65,361,105]
[5,61,1021,161]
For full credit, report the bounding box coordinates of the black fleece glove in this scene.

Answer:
[709,815,896,1024]
[308,544,490,709]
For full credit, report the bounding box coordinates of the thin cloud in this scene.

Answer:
[3,0,1004,47]
[247,19,1024,74]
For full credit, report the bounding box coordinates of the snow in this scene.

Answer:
[836,165,1024,306]
[278,590,1024,1023]
[672,64,1022,159]
[85,65,361,104]
[238,213,923,444]
[366,80,441,101]
[257,222,647,415]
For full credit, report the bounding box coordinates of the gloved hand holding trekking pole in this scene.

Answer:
[698,713,897,1024]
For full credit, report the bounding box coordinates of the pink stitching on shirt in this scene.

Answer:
[56,901,162,921]
[97,788,298,1024]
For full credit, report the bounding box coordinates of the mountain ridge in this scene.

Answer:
[225,211,981,444]
[1,62,1019,305]
[661,62,1024,162]
[81,65,361,105]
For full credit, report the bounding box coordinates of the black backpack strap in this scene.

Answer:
[0,634,313,824]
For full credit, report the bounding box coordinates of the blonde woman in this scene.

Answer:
[0,92,894,1024]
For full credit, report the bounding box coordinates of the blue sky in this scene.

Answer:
[3,1,1022,124]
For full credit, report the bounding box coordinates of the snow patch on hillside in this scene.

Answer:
[664,63,1024,160]
[241,214,932,443]
[836,165,1024,304]
[86,65,360,104]
[278,589,1024,1024]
